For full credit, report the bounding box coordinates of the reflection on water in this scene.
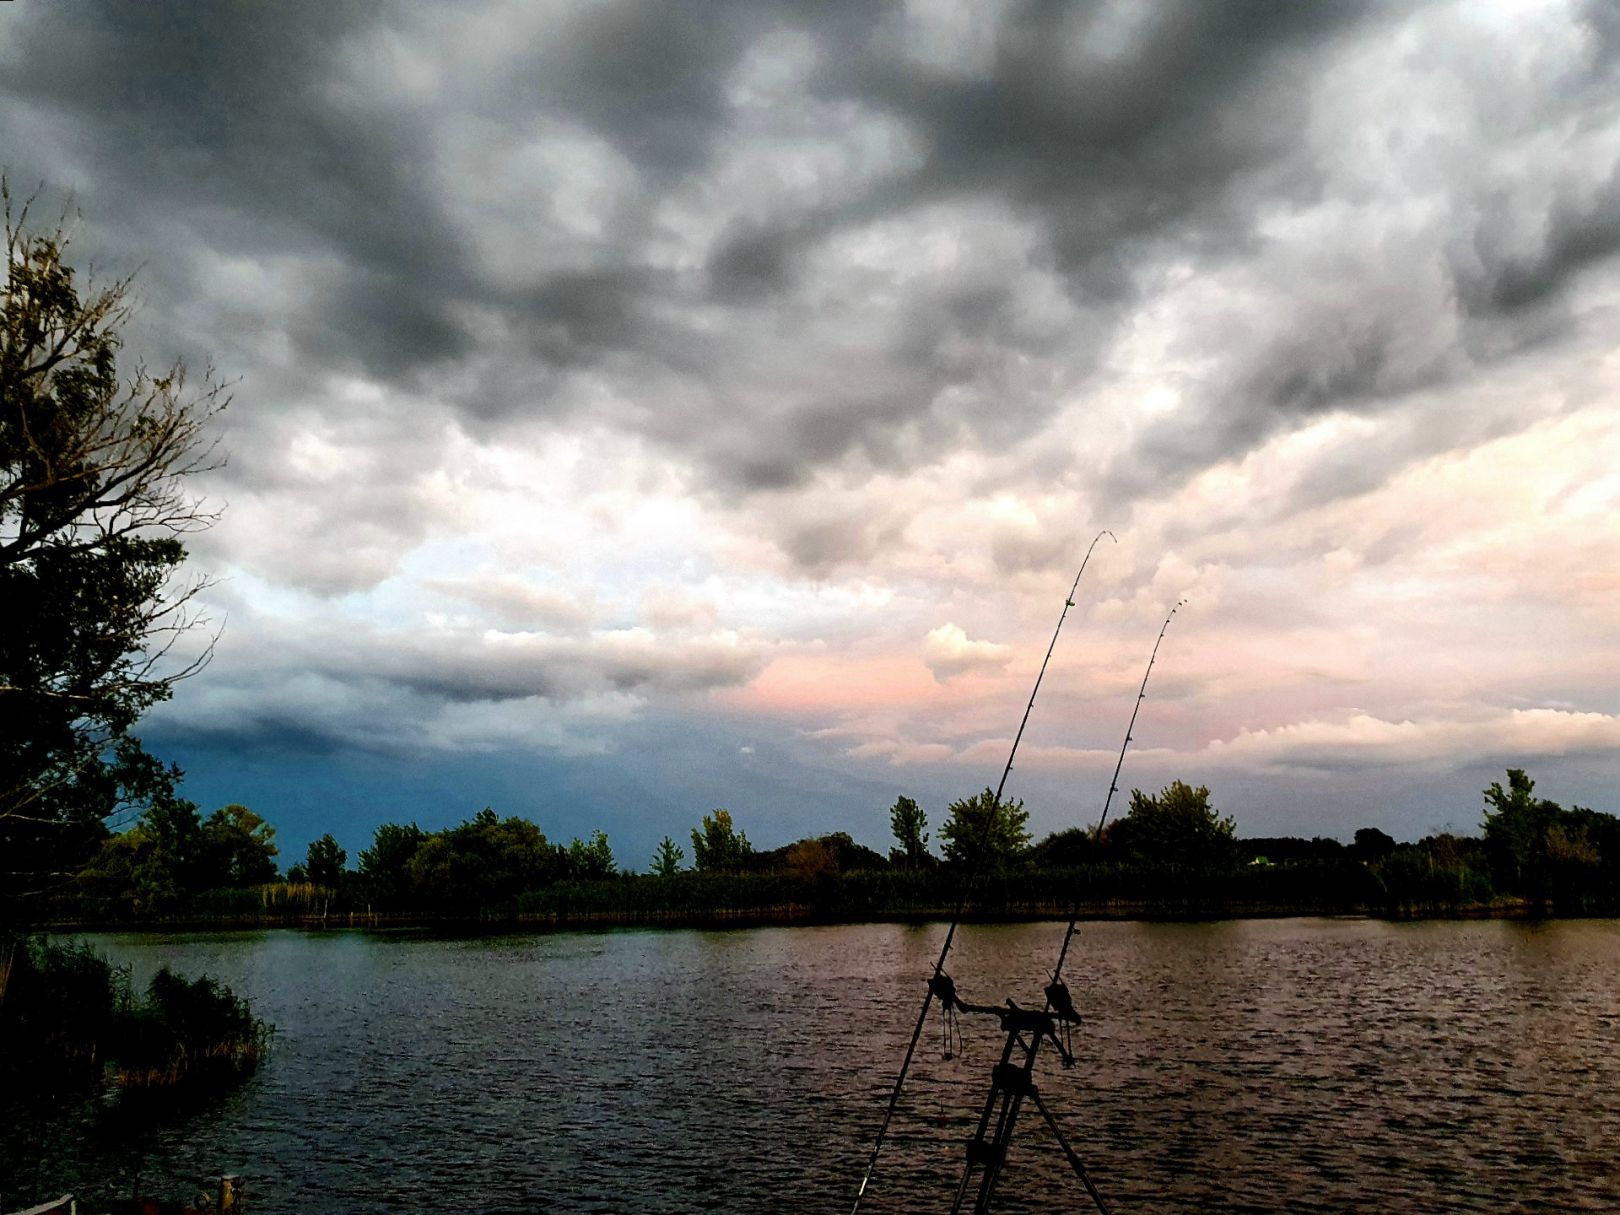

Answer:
[18,918,1620,1213]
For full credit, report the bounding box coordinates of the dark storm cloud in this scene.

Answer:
[840,2,1369,262]
[0,0,474,381]
[2,2,1374,457]
[657,1,1394,497]
[4,0,1619,561]
[1461,162,1620,314]
[363,629,766,704]
[528,1,771,179]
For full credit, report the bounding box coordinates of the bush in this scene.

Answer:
[0,936,269,1100]
[114,968,269,1089]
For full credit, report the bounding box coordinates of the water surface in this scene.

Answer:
[18,918,1620,1213]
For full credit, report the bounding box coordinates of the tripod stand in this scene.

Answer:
[931,973,1112,1215]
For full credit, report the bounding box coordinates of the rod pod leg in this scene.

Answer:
[1030,1088,1112,1215]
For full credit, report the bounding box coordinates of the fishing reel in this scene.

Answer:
[1044,976,1082,1065]
[929,971,965,1060]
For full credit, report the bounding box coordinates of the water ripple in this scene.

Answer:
[23,918,1620,1214]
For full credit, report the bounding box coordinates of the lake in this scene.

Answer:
[19,917,1620,1213]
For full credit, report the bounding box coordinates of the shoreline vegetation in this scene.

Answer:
[38,893,1605,937]
[32,769,1620,934]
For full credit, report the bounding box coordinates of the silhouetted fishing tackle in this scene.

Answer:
[850,560,1188,1215]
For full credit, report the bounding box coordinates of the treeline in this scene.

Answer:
[40,769,1620,926]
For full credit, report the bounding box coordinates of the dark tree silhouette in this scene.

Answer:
[1,185,226,911]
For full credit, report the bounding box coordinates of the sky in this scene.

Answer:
[3,0,1618,869]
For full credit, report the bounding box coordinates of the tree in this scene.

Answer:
[887,795,931,870]
[1106,781,1235,864]
[1481,768,1558,896]
[938,788,1030,869]
[785,838,837,884]
[690,809,752,872]
[357,821,427,905]
[82,788,205,913]
[305,833,347,889]
[1025,826,1099,869]
[1480,769,1612,903]
[201,803,279,887]
[406,809,560,909]
[1351,827,1398,861]
[1,186,226,911]
[567,830,616,880]
[650,835,685,877]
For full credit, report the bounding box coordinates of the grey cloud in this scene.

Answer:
[162,601,770,753]
[426,578,597,633]
[518,267,663,368]
[5,0,1620,569]
[992,522,1074,578]
[1462,163,1620,314]
[775,504,908,574]
[180,403,468,594]
[706,220,796,300]
[0,0,475,381]
[841,2,1370,240]
[364,631,763,704]
[527,2,771,179]
[2,2,1375,468]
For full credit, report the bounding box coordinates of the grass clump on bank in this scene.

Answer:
[0,935,270,1099]
[114,967,269,1090]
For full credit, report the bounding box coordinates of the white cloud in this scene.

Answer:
[1201,709,1620,771]
[922,623,1013,683]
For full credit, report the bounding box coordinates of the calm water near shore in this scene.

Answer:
[27,918,1620,1213]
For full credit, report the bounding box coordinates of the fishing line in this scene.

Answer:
[850,529,1114,1214]
[1051,600,1184,996]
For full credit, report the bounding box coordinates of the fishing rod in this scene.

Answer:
[1050,599,1184,985]
[951,599,1187,1215]
[850,529,1114,1214]
[939,602,1192,1215]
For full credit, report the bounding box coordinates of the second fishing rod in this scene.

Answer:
[850,528,1115,1215]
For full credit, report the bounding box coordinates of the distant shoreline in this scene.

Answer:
[41,895,1595,936]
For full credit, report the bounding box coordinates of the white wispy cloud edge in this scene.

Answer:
[848,709,1620,774]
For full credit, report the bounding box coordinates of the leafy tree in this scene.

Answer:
[887,795,931,870]
[305,833,347,888]
[650,835,685,877]
[1,187,226,913]
[785,837,838,883]
[567,830,616,880]
[1107,781,1235,864]
[756,831,887,873]
[1481,769,1557,897]
[407,809,560,908]
[201,803,279,887]
[690,808,752,872]
[1351,827,1398,861]
[1025,826,1099,869]
[357,821,427,905]
[135,792,205,884]
[1481,770,1619,905]
[99,792,207,911]
[80,795,194,914]
[938,788,1030,869]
